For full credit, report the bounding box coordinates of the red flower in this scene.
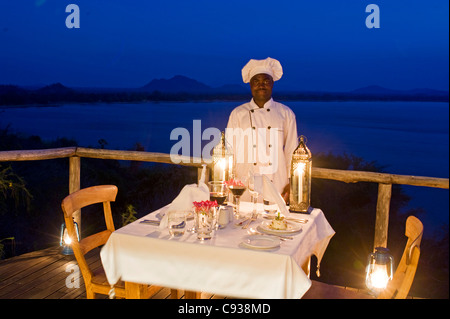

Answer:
[193,200,218,213]
[224,178,245,187]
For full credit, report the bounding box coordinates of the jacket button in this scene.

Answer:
[267,126,271,129]
[267,109,270,112]
[251,109,254,113]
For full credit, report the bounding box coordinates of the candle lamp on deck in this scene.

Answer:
[365,247,394,296]
[60,218,80,255]
[211,131,233,182]
[289,135,312,213]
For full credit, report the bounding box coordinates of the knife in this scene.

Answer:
[235,218,250,226]
[139,219,160,226]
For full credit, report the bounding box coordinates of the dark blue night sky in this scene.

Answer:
[0,0,448,91]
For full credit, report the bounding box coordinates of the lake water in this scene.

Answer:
[1,100,448,232]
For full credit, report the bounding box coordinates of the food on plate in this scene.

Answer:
[269,213,288,230]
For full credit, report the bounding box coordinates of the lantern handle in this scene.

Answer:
[388,255,394,280]
[299,135,308,144]
[60,223,65,246]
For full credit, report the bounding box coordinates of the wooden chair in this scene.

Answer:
[61,185,161,299]
[303,215,423,299]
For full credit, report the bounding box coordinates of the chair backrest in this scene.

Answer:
[61,185,118,283]
[378,215,423,299]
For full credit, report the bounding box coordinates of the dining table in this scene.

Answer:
[100,202,335,299]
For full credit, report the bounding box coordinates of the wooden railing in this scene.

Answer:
[1,147,448,251]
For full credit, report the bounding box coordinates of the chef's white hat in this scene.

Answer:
[241,57,283,83]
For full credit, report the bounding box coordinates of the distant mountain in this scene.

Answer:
[0,84,27,95]
[140,77,448,97]
[1,78,448,106]
[37,83,74,94]
[140,75,247,94]
[351,85,448,97]
[351,85,401,95]
[408,88,449,96]
[141,75,212,93]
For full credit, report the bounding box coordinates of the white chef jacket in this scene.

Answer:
[226,98,298,198]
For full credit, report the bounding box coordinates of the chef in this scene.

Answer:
[226,57,298,202]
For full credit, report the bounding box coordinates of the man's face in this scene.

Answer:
[250,73,274,104]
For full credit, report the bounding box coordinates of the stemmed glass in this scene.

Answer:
[208,181,228,206]
[225,177,247,218]
[247,173,259,216]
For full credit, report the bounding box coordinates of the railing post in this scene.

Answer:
[373,183,392,250]
[69,156,81,235]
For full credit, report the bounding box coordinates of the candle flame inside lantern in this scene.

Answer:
[295,162,306,203]
[367,264,390,289]
[63,228,72,245]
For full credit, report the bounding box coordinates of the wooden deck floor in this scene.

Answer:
[0,246,389,300]
[0,246,235,299]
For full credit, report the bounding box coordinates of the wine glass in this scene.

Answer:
[226,177,247,218]
[247,173,259,216]
[208,181,228,206]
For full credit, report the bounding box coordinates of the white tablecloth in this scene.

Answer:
[100,203,335,299]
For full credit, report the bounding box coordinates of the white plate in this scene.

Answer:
[258,220,302,235]
[240,235,280,250]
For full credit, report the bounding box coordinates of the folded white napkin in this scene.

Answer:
[159,165,209,229]
[253,174,290,217]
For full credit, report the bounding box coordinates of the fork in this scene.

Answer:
[242,212,258,229]
[247,228,293,241]
[262,215,309,224]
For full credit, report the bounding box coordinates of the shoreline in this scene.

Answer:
[1,97,449,109]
